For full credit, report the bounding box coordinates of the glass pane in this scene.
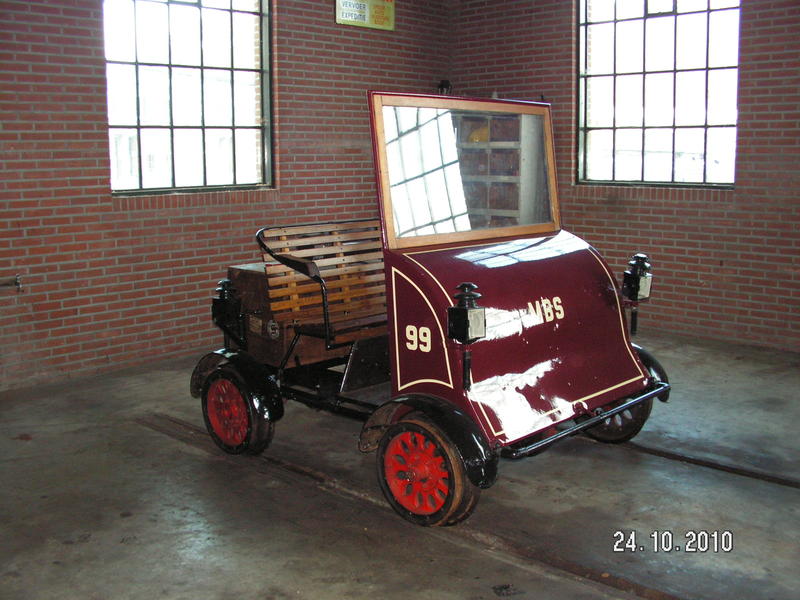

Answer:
[674,128,705,182]
[233,71,260,126]
[586,129,613,180]
[381,106,552,238]
[235,128,262,184]
[675,70,706,125]
[646,15,675,72]
[204,69,232,126]
[645,72,674,126]
[232,0,260,11]
[233,12,259,69]
[709,9,739,67]
[615,129,643,180]
[202,8,232,68]
[138,65,170,126]
[709,0,738,8]
[206,129,234,185]
[170,4,201,66]
[647,0,674,14]
[109,128,139,189]
[586,23,614,74]
[587,76,614,127]
[174,129,204,187]
[136,1,169,64]
[140,128,172,188]
[616,19,644,74]
[707,68,737,125]
[587,0,614,22]
[677,0,707,11]
[104,0,135,62]
[644,128,673,181]
[106,63,137,126]
[579,25,587,74]
[706,126,736,183]
[172,67,202,126]
[617,0,644,20]
[676,12,707,69]
[616,74,643,127]
[203,0,230,7]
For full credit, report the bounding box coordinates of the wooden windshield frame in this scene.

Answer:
[369,92,561,250]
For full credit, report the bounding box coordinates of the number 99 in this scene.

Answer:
[405,325,431,352]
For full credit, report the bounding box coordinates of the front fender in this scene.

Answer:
[632,344,670,402]
[359,394,498,489]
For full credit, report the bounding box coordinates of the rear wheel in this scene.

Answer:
[201,366,274,455]
[377,415,479,526]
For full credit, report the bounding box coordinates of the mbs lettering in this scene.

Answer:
[528,297,565,323]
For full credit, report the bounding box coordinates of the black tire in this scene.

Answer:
[584,346,667,444]
[201,365,274,455]
[377,415,479,526]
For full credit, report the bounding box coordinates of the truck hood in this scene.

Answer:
[402,230,649,444]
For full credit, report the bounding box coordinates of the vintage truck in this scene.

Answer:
[190,92,670,526]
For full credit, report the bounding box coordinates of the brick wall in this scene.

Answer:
[0,0,450,389]
[451,0,800,351]
[1,0,797,391]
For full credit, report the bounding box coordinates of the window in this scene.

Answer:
[103,0,271,192]
[578,0,740,185]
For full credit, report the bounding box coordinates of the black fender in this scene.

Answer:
[190,349,285,422]
[632,343,670,403]
[359,394,498,489]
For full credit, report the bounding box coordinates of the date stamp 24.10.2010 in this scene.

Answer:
[612,530,734,553]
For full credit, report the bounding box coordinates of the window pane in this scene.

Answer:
[707,68,737,125]
[674,128,705,182]
[615,129,643,180]
[204,69,232,126]
[587,76,614,127]
[172,67,202,126]
[709,0,738,8]
[138,66,170,126]
[586,129,613,180]
[616,74,643,127]
[104,0,135,61]
[136,1,169,64]
[233,12,259,69]
[709,9,739,67]
[203,0,230,7]
[646,15,675,72]
[106,63,137,126]
[644,128,673,181]
[202,8,232,68]
[234,71,260,126]
[235,128,262,184]
[644,72,674,126]
[676,13,707,69]
[647,0,674,14]
[174,129,204,187]
[170,4,201,66]
[232,0,260,11]
[109,128,139,189]
[706,127,736,183]
[586,23,614,74]
[616,19,644,73]
[675,70,706,125]
[587,0,615,22]
[618,0,644,19]
[677,0,707,12]
[140,128,172,188]
[206,129,234,185]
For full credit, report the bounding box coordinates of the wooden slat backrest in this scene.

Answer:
[257,220,386,333]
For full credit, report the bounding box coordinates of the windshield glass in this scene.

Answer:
[370,94,560,249]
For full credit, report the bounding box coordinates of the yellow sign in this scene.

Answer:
[336,0,395,31]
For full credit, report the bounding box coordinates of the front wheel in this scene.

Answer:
[201,365,275,455]
[377,415,479,526]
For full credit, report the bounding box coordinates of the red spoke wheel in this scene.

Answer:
[377,415,479,527]
[201,365,274,455]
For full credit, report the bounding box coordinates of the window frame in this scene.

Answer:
[576,0,740,188]
[103,0,273,195]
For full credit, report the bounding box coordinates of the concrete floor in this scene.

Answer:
[1,331,798,600]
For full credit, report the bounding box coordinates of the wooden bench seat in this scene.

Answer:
[256,219,387,350]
